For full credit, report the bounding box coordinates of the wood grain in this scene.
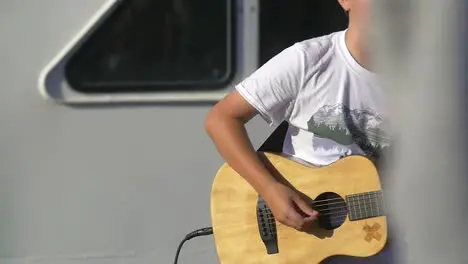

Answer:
[210,152,387,264]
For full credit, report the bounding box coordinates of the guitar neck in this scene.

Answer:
[346,191,384,221]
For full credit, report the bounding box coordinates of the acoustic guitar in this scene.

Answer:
[210,152,387,263]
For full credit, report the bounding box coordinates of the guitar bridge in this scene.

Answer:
[256,196,279,254]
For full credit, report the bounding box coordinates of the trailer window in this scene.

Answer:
[65,0,235,93]
[259,0,348,64]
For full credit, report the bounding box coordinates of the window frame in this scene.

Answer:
[39,0,257,104]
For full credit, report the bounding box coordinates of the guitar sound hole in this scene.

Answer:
[313,192,347,230]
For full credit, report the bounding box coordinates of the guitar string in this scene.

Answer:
[222,201,383,229]
[225,215,357,229]
[260,195,383,218]
[275,209,348,219]
[265,207,354,220]
[263,199,382,220]
[271,192,383,209]
[226,212,378,230]
[303,195,382,210]
[307,192,383,206]
[275,217,358,228]
[268,211,381,229]
[278,209,386,227]
[311,200,351,207]
[261,199,382,221]
[313,196,383,211]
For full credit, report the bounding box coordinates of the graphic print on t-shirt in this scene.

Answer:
[307,104,391,161]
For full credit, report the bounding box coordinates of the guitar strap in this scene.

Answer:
[257,121,289,153]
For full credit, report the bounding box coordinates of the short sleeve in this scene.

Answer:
[235,44,306,126]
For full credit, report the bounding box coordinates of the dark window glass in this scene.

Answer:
[65,0,235,93]
[259,0,348,64]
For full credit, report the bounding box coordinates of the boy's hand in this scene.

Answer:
[263,182,319,231]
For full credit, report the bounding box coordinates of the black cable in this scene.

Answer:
[173,227,213,264]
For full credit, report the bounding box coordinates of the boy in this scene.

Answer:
[205,0,395,262]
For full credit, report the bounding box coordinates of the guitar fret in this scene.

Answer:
[368,192,373,218]
[352,195,358,220]
[374,193,378,217]
[357,195,362,219]
[347,191,383,221]
[373,193,376,215]
[375,195,381,215]
[358,196,363,218]
[363,192,369,218]
[374,193,379,216]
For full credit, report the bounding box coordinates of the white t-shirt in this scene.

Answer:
[236,29,391,166]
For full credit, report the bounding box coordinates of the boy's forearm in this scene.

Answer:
[205,112,278,197]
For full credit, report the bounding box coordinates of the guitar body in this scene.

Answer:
[210,152,387,264]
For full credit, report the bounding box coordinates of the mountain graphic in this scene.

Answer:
[307,104,391,159]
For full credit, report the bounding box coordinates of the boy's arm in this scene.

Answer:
[205,89,318,231]
[205,89,278,198]
[205,44,319,231]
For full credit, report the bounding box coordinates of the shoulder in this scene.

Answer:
[293,30,344,67]
[253,30,344,78]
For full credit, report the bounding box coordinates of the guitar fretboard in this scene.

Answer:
[346,191,384,221]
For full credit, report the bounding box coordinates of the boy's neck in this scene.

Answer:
[345,26,372,72]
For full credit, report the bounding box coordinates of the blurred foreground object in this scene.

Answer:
[371,0,468,263]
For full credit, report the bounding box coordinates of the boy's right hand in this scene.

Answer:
[263,182,319,232]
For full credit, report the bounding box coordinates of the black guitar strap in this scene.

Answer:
[257,121,289,153]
